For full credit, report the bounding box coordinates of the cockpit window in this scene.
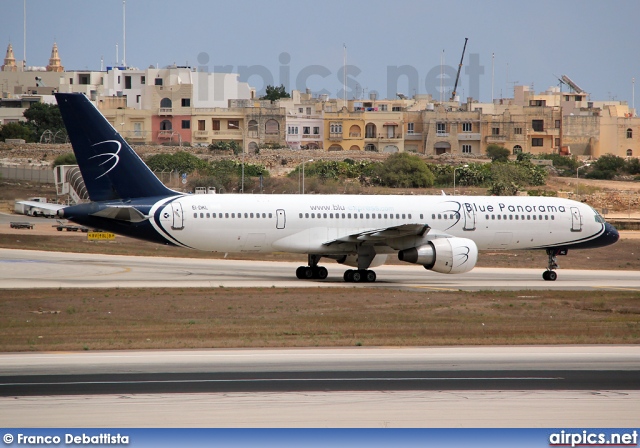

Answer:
[591,207,606,223]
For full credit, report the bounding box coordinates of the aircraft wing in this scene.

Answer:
[90,206,149,223]
[15,200,67,212]
[323,223,430,246]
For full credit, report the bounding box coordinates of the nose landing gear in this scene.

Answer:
[543,248,566,281]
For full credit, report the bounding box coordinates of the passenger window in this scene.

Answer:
[420,214,424,220]
[342,213,345,218]
[360,213,364,219]
[225,213,229,218]
[492,215,495,220]
[323,213,327,218]
[378,214,382,219]
[408,214,412,219]
[402,214,406,219]
[193,213,197,218]
[444,214,448,220]
[269,213,273,218]
[299,213,303,218]
[533,215,536,220]
[206,213,210,218]
[396,214,400,219]
[366,214,370,219]
[486,215,489,220]
[249,213,253,218]
[551,215,555,220]
[497,215,501,220]
[330,213,333,218]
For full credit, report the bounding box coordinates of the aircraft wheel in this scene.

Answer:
[351,270,362,283]
[296,266,306,279]
[316,266,328,280]
[303,267,315,279]
[365,270,377,283]
[547,271,557,281]
[344,270,354,282]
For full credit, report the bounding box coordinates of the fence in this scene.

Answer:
[0,166,55,183]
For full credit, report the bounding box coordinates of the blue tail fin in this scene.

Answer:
[55,93,175,202]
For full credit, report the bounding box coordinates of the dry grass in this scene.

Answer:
[1,288,639,352]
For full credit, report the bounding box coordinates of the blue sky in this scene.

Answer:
[3,0,639,103]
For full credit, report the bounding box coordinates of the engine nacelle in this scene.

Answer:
[336,254,388,268]
[397,237,478,274]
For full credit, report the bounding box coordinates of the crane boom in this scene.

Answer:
[450,37,468,101]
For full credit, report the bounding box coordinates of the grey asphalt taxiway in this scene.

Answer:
[1,248,640,290]
[1,346,639,427]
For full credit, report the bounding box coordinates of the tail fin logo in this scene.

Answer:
[89,140,121,179]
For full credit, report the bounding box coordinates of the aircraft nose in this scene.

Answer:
[603,222,620,245]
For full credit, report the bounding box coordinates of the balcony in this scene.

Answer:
[486,135,507,143]
[329,133,342,141]
[457,133,481,141]
[436,131,449,137]
[158,108,173,115]
[405,132,422,140]
[193,130,209,138]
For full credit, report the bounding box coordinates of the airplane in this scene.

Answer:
[47,92,618,283]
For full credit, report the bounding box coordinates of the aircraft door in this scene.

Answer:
[276,209,286,229]
[463,206,476,231]
[570,207,582,232]
[171,201,184,230]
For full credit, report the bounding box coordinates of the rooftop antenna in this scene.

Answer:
[100,55,104,71]
[491,52,494,102]
[122,0,126,67]
[23,0,26,68]
[633,77,636,116]
[343,43,347,108]
[440,49,444,102]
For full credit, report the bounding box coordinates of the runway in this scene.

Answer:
[1,248,640,290]
[1,347,639,427]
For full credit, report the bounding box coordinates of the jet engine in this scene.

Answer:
[397,237,478,274]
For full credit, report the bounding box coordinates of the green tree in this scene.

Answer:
[0,122,35,142]
[585,154,626,180]
[486,144,510,163]
[260,84,290,102]
[53,153,77,168]
[371,152,435,188]
[145,151,210,174]
[23,102,64,138]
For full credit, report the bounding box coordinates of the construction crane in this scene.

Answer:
[450,37,468,101]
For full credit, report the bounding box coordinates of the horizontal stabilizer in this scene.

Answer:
[91,206,148,223]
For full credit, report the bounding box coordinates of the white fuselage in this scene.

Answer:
[149,194,604,255]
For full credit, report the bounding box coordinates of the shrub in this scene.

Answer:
[486,144,510,163]
[53,153,77,167]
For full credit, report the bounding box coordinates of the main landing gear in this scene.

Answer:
[343,269,377,283]
[294,254,379,282]
[295,265,328,280]
[295,254,328,280]
[542,248,562,281]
